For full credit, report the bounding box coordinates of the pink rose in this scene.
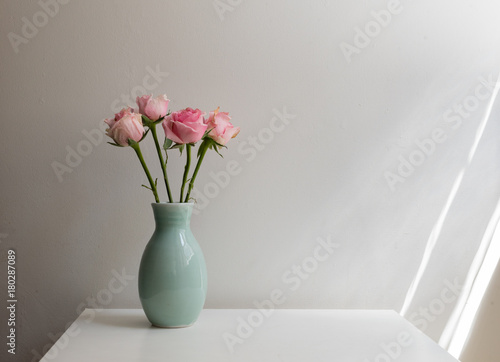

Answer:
[136,94,170,121]
[162,108,207,144]
[206,108,239,145]
[105,107,134,129]
[105,108,145,146]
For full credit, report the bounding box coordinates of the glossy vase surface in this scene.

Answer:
[138,203,207,327]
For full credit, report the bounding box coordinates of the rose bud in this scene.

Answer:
[105,108,145,146]
[136,94,170,121]
[162,108,207,144]
[206,107,239,145]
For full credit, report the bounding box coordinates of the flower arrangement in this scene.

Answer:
[104,94,239,203]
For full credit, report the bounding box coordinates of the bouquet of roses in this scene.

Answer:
[104,94,239,203]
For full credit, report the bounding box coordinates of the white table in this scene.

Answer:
[41,309,459,361]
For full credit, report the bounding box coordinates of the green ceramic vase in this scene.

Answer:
[138,203,207,327]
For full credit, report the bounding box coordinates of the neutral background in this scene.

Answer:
[1,0,500,361]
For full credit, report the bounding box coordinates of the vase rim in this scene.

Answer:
[151,202,195,206]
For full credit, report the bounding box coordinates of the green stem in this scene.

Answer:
[150,125,173,203]
[131,143,159,203]
[180,144,192,202]
[184,141,209,202]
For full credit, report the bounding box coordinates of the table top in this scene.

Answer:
[41,309,459,361]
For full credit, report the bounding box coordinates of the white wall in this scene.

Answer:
[1,0,500,361]
[461,261,500,361]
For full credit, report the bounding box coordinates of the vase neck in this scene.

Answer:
[152,203,193,229]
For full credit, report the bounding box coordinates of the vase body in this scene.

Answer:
[138,203,207,327]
